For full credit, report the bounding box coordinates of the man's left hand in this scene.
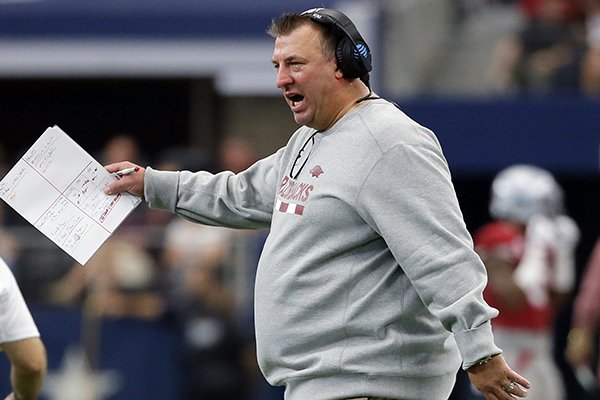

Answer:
[467,354,530,399]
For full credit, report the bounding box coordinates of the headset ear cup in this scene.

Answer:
[335,37,367,79]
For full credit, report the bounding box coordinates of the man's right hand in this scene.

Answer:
[103,162,146,198]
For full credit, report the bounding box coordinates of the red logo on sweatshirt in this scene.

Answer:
[309,165,324,178]
[278,176,313,202]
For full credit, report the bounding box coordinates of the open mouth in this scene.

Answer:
[287,93,305,108]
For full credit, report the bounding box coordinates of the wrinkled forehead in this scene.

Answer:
[272,24,327,59]
[274,22,325,46]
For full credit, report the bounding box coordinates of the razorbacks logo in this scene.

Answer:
[309,165,324,178]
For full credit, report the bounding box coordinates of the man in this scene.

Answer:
[0,256,47,400]
[474,165,578,400]
[104,8,529,400]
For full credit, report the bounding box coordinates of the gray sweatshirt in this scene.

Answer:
[145,99,501,400]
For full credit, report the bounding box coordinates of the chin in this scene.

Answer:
[292,114,309,126]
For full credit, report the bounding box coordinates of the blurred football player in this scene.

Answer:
[474,164,579,400]
[1,256,47,400]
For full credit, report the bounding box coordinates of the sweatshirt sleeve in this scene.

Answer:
[144,148,285,230]
[356,140,501,368]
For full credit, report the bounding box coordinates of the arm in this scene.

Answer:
[0,258,46,400]
[513,215,578,308]
[548,215,579,306]
[358,142,529,398]
[105,149,285,229]
[1,337,47,400]
[482,253,527,310]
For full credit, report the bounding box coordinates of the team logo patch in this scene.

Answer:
[310,165,324,178]
[276,199,304,215]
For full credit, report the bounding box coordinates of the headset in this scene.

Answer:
[300,8,372,85]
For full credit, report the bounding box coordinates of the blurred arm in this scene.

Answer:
[566,237,600,368]
[482,253,527,310]
[1,337,47,400]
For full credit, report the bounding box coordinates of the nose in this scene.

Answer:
[275,66,293,89]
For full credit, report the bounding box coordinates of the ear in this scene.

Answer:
[334,66,345,80]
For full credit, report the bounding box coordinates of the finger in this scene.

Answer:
[499,381,528,399]
[508,372,531,389]
[482,391,502,400]
[496,388,516,400]
[509,384,528,398]
[104,161,135,174]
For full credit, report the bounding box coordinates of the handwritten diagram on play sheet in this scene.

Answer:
[0,126,142,265]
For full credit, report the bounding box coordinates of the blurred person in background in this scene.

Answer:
[217,136,280,400]
[99,133,150,229]
[0,256,47,400]
[565,235,600,397]
[474,164,579,400]
[0,145,19,271]
[162,219,247,400]
[486,0,586,94]
[47,235,165,320]
[581,0,600,93]
[47,132,165,319]
[0,203,19,269]
[219,135,261,174]
[159,137,279,399]
[98,132,146,166]
[158,150,243,399]
[103,8,530,400]
[0,142,7,177]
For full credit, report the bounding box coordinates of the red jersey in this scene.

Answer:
[474,221,554,332]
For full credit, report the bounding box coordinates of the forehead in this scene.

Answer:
[272,23,324,59]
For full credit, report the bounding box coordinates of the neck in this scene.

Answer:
[355,90,379,104]
[319,84,373,131]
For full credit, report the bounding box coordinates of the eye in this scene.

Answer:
[288,61,303,71]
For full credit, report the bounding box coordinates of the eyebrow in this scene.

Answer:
[272,54,306,65]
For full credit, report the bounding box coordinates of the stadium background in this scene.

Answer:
[0,1,598,399]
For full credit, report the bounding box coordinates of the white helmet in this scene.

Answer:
[489,164,563,224]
